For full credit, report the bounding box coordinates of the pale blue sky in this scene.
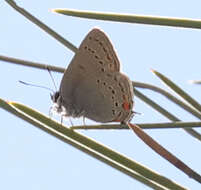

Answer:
[1,0,201,189]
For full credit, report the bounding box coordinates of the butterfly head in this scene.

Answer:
[51,91,60,103]
[50,91,65,115]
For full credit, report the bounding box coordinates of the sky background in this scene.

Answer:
[1,0,201,189]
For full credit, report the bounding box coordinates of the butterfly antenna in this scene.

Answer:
[133,111,143,115]
[19,80,55,93]
[46,66,57,91]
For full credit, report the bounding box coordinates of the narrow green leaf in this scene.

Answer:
[189,80,201,84]
[128,123,201,184]
[5,0,77,53]
[151,69,201,112]
[134,81,201,120]
[0,98,167,190]
[0,55,65,73]
[70,121,201,130]
[134,89,201,141]
[52,9,201,29]
[0,99,186,190]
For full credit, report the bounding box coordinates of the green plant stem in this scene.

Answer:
[134,82,201,140]
[134,89,201,141]
[133,81,201,119]
[5,0,77,53]
[128,123,201,184]
[52,9,201,30]
[0,55,65,73]
[189,80,201,84]
[70,121,201,130]
[0,98,186,190]
[152,69,201,113]
[0,99,168,190]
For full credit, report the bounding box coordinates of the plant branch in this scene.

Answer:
[52,9,201,30]
[134,89,201,141]
[70,121,201,130]
[0,55,65,73]
[152,69,201,113]
[128,123,201,184]
[5,0,77,53]
[0,98,186,190]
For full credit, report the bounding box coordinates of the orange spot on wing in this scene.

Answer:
[123,102,130,111]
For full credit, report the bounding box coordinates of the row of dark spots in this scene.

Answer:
[84,45,107,72]
[95,38,111,61]
[108,85,115,94]
[118,82,130,110]
[96,79,116,96]
[92,39,113,69]
[98,75,120,109]
[84,46,95,54]
[107,85,119,109]
[118,82,125,93]
[103,75,126,111]
[95,76,122,118]
[88,36,113,64]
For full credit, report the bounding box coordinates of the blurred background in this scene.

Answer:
[1,0,201,189]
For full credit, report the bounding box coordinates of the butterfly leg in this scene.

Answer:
[82,117,87,129]
[49,106,53,119]
[68,117,74,127]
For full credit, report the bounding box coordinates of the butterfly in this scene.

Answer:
[51,28,134,124]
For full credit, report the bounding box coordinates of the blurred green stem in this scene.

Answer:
[152,69,201,112]
[71,121,201,130]
[53,9,201,29]
[0,98,186,190]
[134,89,201,141]
[0,55,65,73]
[5,0,77,53]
